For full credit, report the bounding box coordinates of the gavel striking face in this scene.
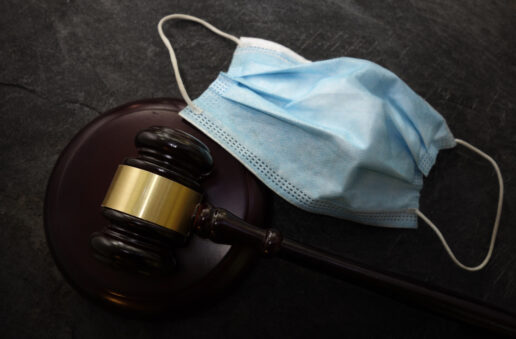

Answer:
[91,126,214,275]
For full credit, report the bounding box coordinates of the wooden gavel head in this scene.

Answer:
[90,126,213,276]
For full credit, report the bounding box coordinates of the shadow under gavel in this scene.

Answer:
[90,126,516,336]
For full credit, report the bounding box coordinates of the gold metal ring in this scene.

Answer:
[101,165,202,235]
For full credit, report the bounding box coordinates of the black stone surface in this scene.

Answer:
[1,0,515,338]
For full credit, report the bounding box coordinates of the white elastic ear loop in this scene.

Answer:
[415,139,504,271]
[158,14,240,114]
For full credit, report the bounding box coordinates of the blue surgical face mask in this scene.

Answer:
[157,14,504,271]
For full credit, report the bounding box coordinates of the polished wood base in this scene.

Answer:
[44,98,266,313]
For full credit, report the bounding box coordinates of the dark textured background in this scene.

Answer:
[1,0,515,338]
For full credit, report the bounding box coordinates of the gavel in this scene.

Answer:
[90,126,515,335]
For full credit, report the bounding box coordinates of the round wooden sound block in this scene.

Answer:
[44,98,266,313]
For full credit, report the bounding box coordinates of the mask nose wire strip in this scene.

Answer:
[415,138,504,271]
[158,14,240,114]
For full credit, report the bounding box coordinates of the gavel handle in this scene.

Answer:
[193,204,516,336]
